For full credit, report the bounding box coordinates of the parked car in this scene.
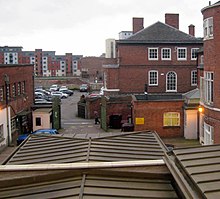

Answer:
[49,84,59,92]
[59,86,68,90]
[17,129,59,145]
[34,99,52,104]
[35,91,46,99]
[60,88,74,96]
[51,91,68,99]
[80,84,89,92]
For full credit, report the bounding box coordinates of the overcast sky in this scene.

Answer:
[0,0,210,56]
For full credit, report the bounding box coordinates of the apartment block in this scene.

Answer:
[0,46,83,77]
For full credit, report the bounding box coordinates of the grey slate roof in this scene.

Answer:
[118,21,203,44]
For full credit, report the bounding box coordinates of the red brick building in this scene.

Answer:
[132,94,184,138]
[79,56,116,83]
[199,1,220,144]
[104,14,203,94]
[0,64,34,148]
[0,47,83,77]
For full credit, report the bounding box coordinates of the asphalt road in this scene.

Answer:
[60,91,113,137]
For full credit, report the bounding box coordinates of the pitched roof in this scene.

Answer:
[4,131,167,165]
[164,144,220,198]
[0,131,178,198]
[118,21,203,44]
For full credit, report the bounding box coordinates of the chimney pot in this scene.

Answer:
[188,24,195,36]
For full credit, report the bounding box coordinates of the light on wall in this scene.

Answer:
[198,105,204,113]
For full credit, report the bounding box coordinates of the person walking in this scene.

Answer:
[94,111,100,125]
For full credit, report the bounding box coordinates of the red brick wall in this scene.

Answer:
[111,44,201,93]
[133,100,184,138]
[66,53,73,76]
[80,57,116,82]
[35,49,43,76]
[0,64,34,117]
[86,97,101,119]
[202,3,220,143]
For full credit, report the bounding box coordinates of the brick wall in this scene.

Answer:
[113,44,200,93]
[202,3,220,143]
[133,100,184,138]
[0,64,34,117]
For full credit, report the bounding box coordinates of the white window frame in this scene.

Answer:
[204,122,214,145]
[191,70,197,86]
[0,124,3,139]
[191,48,199,60]
[148,70,158,86]
[177,47,187,60]
[161,48,171,60]
[0,87,3,102]
[163,112,180,127]
[148,48,158,60]
[204,71,213,105]
[203,17,213,40]
[166,71,177,92]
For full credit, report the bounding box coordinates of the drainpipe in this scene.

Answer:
[4,74,10,146]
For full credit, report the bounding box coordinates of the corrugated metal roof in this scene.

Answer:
[0,173,178,199]
[166,144,220,199]
[5,131,167,165]
[0,131,180,198]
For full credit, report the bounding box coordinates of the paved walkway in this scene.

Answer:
[0,146,17,164]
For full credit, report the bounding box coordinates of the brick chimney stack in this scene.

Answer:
[165,13,179,29]
[133,17,144,34]
[188,24,195,36]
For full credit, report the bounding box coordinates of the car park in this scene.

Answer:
[17,129,59,145]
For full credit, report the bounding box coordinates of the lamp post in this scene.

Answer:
[4,74,10,146]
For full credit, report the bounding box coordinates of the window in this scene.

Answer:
[166,71,177,92]
[0,87,3,101]
[200,55,204,65]
[161,48,171,60]
[148,48,158,60]
[191,48,199,60]
[148,70,158,86]
[0,124,3,139]
[204,17,213,39]
[11,118,17,133]
[177,48,187,60]
[204,122,214,145]
[12,83,16,98]
[163,112,180,127]
[191,70,197,86]
[36,117,41,126]
[21,81,25,94]
[6,85,10,101]
[204,71,213,104]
